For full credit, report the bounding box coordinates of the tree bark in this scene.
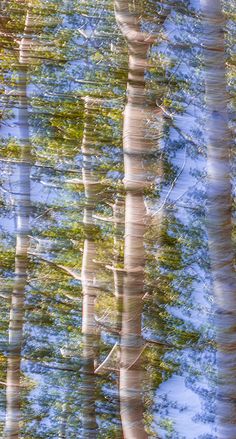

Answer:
[80,97,100,438]
[4,9,32,439]
[114,1,157,437]
[201,1,236,437]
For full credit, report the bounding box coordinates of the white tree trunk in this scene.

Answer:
[114,1,157,436]
[80,97,100,437]
[81,97,101,336]
[201,1,236,437]
[4,10,33,439]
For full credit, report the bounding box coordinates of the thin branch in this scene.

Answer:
[152,145,187,217]
[95,342,119,374]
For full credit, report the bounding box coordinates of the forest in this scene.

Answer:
[0,0,235,438]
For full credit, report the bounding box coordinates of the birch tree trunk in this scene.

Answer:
[114,1,158,436]
[4,9,33,439]
[201,1,236,437]
[80,97,100,438]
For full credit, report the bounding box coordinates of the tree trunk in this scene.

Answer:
[80,97,100,438]
[114,1,157,437]
[201,1,236,437]
[4,9,32,439]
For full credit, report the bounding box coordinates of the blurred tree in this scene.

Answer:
[201,0,236,437]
